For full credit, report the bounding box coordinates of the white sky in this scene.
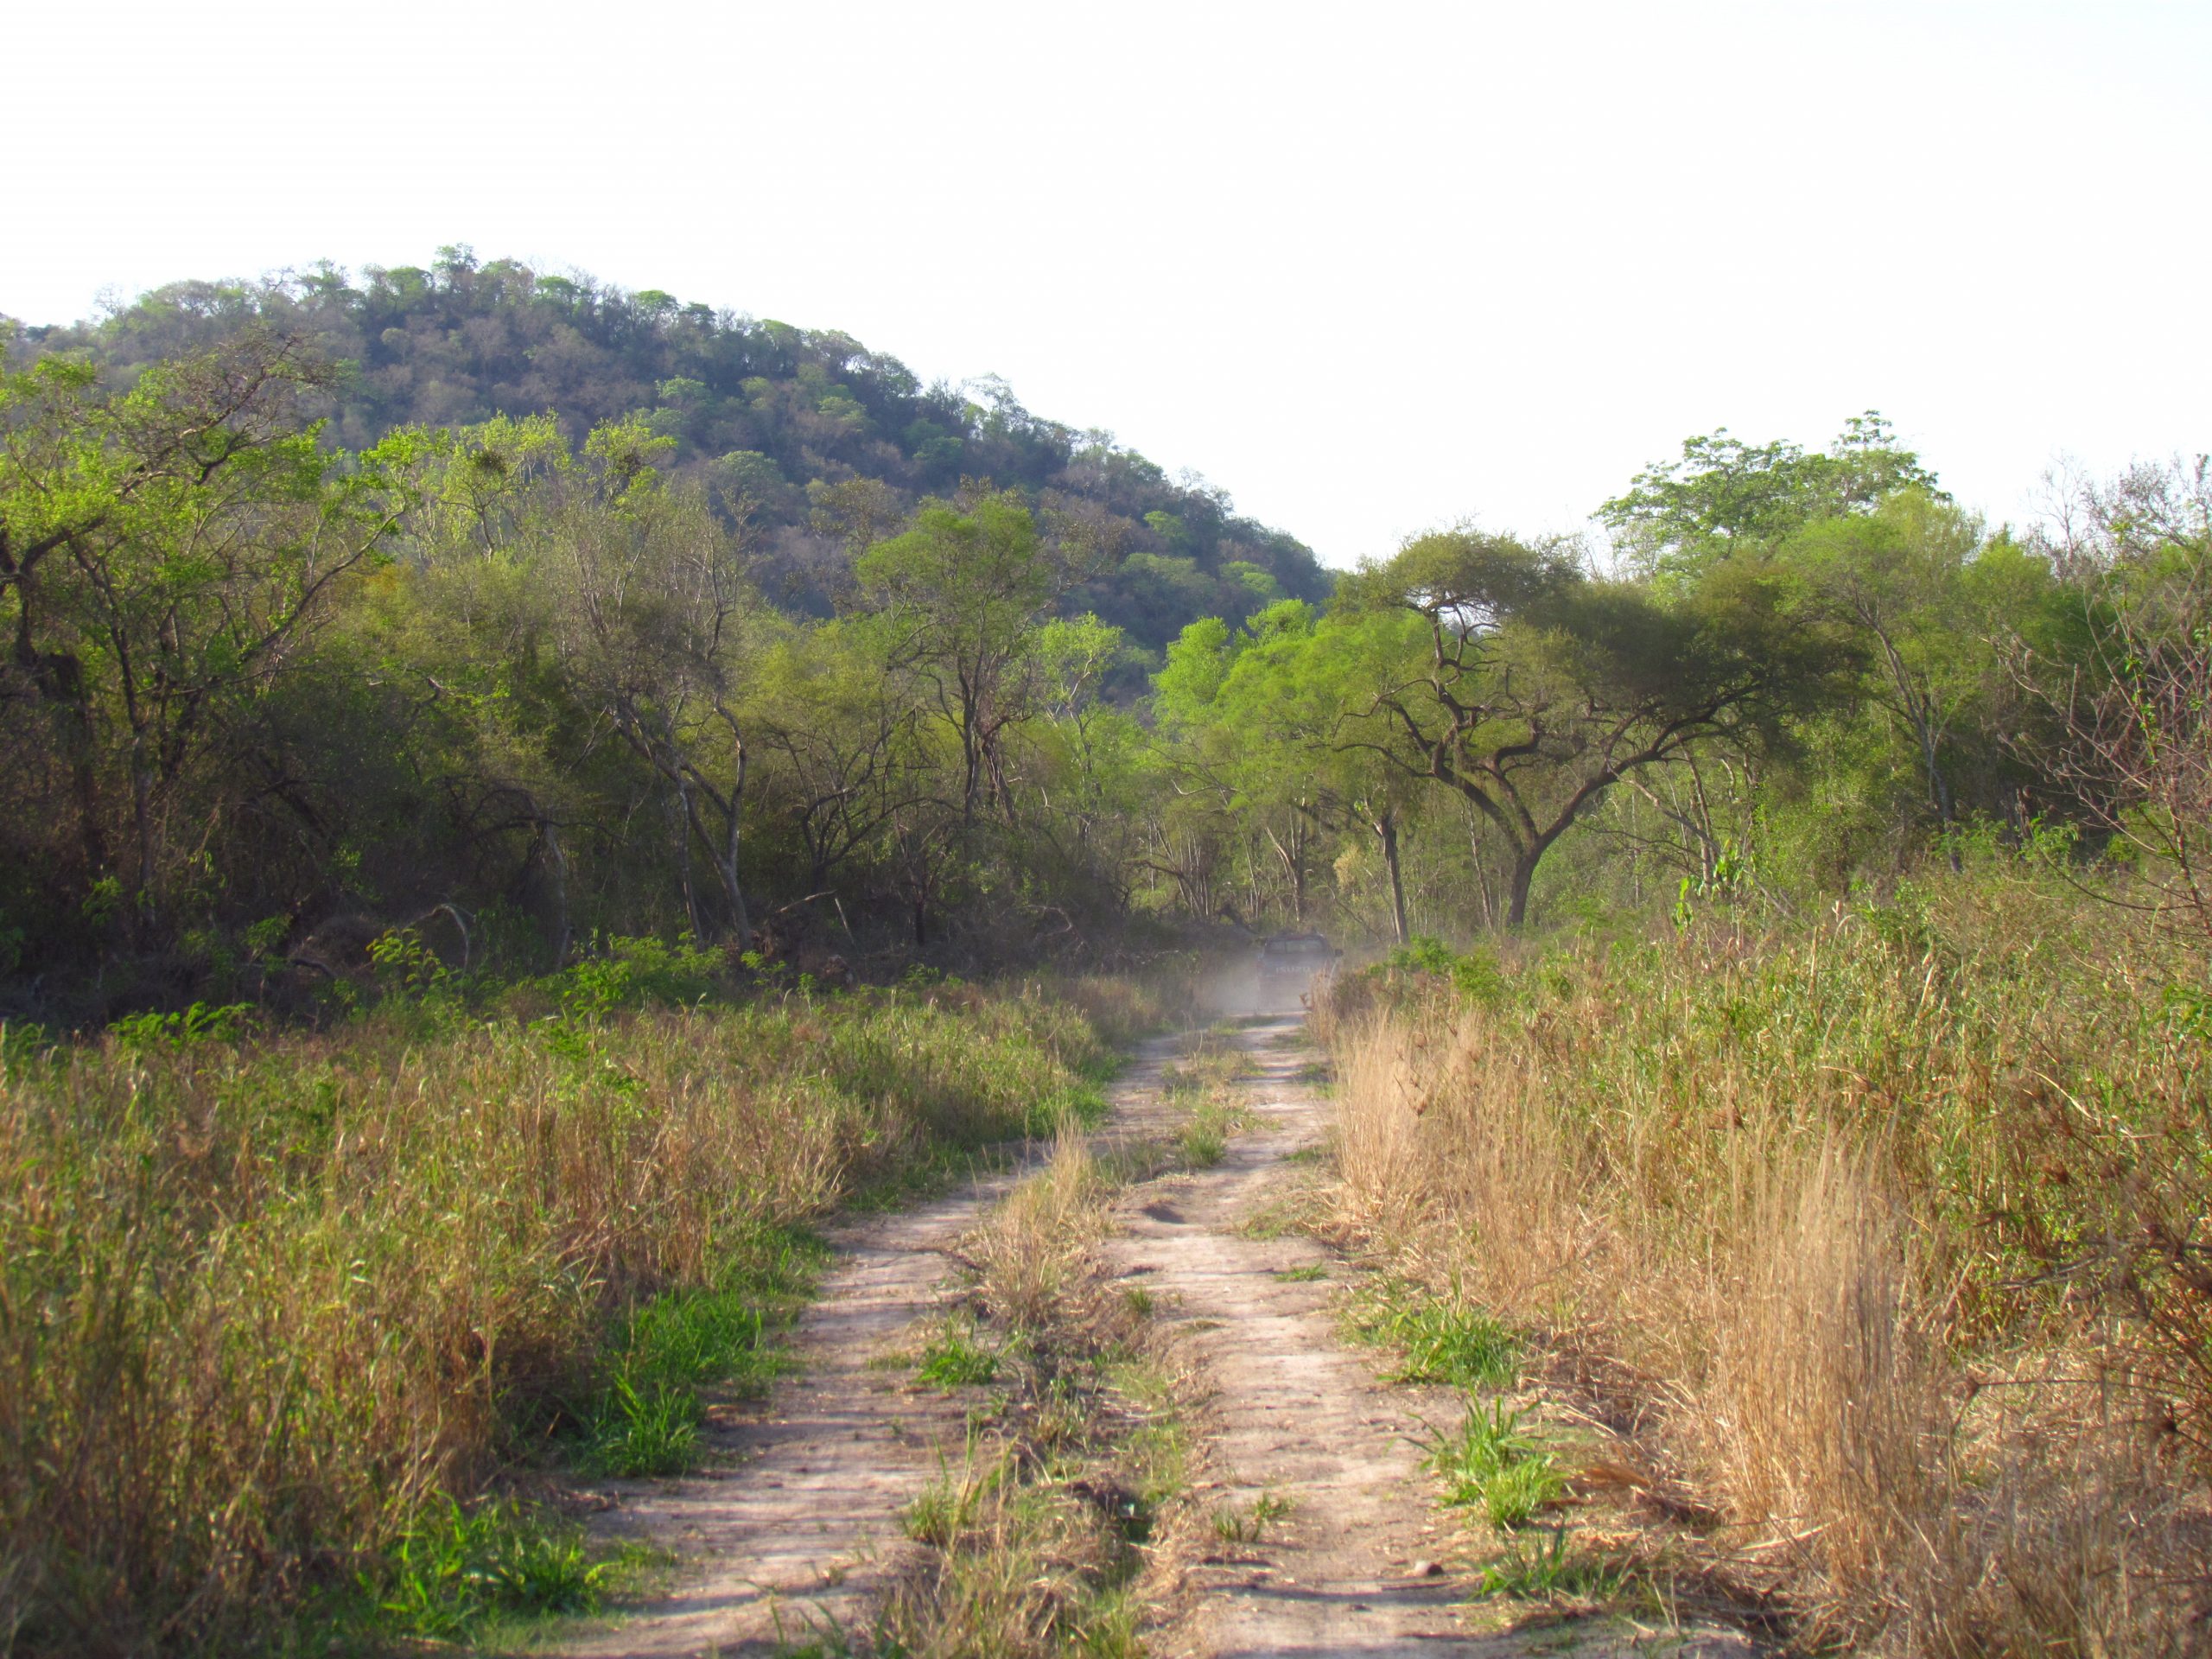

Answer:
[7,0,2208,566]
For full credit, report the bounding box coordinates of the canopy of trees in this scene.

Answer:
[4,249,1331,647]
[4,274,2205,1020]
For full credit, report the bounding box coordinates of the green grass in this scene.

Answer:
[1274,1262,1327,1282]
[0,974,1160,1656]
[1419,1401,1566,1529]
[875,1141,1193,1656]
[1210,1491,1294,1543]
[1474,1527,1623,1602]
[1175,1096,1247,1167]
[1345,1279,1519,1390]
[902,1445,1005,1547]
[581,1225,823,1477]
[370,1497,645,1642]
[917,1321,1003,1389]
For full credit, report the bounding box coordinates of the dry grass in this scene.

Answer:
[1318,874,2212,1655]
[878,1137,1192,1658]
[0,977,1143,1656]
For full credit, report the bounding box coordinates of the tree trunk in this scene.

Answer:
[709,737,753,950]
[130,741,159,935]
[673,782,707,942]
[1507,849,1540,929]
[1918,719,1962,873]
[540,818,572,964]
[1376,811,1409,944]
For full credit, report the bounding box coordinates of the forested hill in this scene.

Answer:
[4,248,1330,646]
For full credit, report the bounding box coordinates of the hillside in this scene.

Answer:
[5,246,1331,646]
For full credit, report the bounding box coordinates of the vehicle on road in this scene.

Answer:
[1255,931,1342,999]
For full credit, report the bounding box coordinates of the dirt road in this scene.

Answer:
[557,1010,1754,1657]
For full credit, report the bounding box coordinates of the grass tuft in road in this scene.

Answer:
[874,1138,1193,1658]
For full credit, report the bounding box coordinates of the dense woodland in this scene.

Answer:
[3,258,2209,1018]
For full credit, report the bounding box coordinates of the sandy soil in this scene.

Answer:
[553,1010,1758,1657]
[1115,1014,1760,1659]
[551,1037,1182,1658]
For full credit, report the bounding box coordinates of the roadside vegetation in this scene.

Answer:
[0,969,1170,1656]
[1316,866,2212,1653]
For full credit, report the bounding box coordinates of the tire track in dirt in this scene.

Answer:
[556,1010,1758,1657]
[1107,1014,1479,1656]
[553,1035,1185,1659]
[1119,1013,1760,1659]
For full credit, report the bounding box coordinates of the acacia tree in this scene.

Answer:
[1336,528,1849,926]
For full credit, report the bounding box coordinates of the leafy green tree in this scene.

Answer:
[856,490,1083,823]
[1334,528,1852,926]
[1600,412,1943,575]
[1163,600,1422,938]
[550,421,770,946]
[0,330,404,931]
[1780,490,1996,864]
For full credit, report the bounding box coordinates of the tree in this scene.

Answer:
[855,489,1083,823]
[550,422,768,947]
[1160,600,1422,940]
[0,330,404,931]
[2008,456,2212,939]
[749,617,927,899]
[1781,490,1991,865]
[1600,412,1944,575]
[1335,527,1849,926]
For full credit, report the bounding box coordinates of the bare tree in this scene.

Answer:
[2010,456,2212,940]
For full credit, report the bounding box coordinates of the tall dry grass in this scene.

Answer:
[0,978,1139,1656]
[1319,875,2212,1654]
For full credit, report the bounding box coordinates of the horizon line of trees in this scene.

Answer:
[3,315,2207,1024]
[3,249,1332,651]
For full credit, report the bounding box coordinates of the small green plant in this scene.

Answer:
[1275,1262,1327,1282]
[1424,1407,1566,1530]
[369,925,454,999]
[543,932,728,1014]
[1474,1526,1621,1602]
[1421,1401,1564,1529]
[1348,1280,1519,1389]
[1210,1491,1294,1544]
[109,1000,253,1049]
[916,1322,1000,1389]
[1372,935,1509,1003]
[901,1448,1003,1546]
[1177,1098,1239,1166]
[1123,1286,1156,1317]
[375,1497,613,1639]
[584,1375,700,1478]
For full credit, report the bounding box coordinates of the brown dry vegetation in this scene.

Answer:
[876,1133,1192,1659]
[0,975,1170,1656]
[1315,872,2212,1655]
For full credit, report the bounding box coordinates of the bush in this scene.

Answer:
[1322,872,2212,1652]
[0,974,1157,1655]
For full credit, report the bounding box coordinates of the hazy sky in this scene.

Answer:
[7,1,2207,565]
